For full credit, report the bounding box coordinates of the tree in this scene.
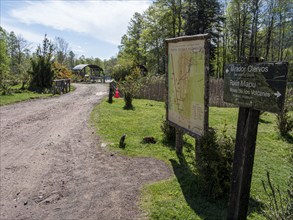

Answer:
[29,35,54,91]
[0,27,10,77]
[0,27,11,94]
[67,50,76,69]
[15,36,31,89]
[104,56,118,77]
[54,37,69,64]
[183,0,223,35]
[119,12,145,67]
[183,0,223,75]
[141,2,173,74]
[6,31,32,87]
[7,31,19,75]
[249,0,262,58]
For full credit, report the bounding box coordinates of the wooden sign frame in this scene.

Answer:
[165,34,210,138]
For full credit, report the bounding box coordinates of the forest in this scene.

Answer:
[0,28,104,92]
[1,0,292,92]
[113,0,292,81]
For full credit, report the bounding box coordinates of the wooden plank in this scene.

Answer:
[227,106,260,219]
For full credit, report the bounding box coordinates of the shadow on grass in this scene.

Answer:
[170,153,264,219]
[123,106,135,110]
[259,118,272,124]
[161,137,194,152]
[161,140,175,150]
[280,133,293,144]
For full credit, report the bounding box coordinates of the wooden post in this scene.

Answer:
[175,128,183,154]
[227,108,260,219]
[227,57,260,220]
[195,136,202,164]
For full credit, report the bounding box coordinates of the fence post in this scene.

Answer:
[175,128,183,154]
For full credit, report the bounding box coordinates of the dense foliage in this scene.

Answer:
[119,67,142,109]
[1,0,292,89]
[277,88,293,136]
[29,35,54,91]
[197,127,234,199]
[52,62,72,80]
[0,27,104,94]
[115,0,292,80]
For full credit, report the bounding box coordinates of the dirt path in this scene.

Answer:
[0,84,171,220]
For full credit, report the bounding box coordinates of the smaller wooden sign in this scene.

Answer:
[224,62,288,113]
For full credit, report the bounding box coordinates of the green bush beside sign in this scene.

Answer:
[224,62,288,113]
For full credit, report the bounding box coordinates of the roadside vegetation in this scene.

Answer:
[0,86,52,106]
[91,98,292,219]
[0,83,76,106]
[0,27,101,106]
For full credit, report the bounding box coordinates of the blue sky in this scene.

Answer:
[1,0,153,60]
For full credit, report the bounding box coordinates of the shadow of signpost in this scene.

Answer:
[170,152,264,219]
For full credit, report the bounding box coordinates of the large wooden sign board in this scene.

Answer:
[225,60,288,219]
[166,34,209,137]
[224,62,288,113]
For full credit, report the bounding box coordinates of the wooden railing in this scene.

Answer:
[52,79,71,95]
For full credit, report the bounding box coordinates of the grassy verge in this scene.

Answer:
[0,90,53,106]
[0,84,75,106]
[90,98,292,219]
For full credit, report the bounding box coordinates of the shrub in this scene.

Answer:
[277,88,293,137]
[108,82,114,103]
[262,171,293,219]
[71,74,82,83]
[0,80,13,95]
[196,127,234,200]
[160,119,176,145]
[119,67,141,110]
[52,62,72,79]
[288,146,293,217]
[111,60,133,81]
[261,130,293,219]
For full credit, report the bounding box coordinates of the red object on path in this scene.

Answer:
[114,87,120,98]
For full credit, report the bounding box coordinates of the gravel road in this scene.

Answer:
[0,83,171,220]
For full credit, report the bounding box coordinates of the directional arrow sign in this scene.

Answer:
[224,62,288,113]
[274,91,281,98]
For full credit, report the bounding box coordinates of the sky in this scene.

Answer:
[0,0,153,60]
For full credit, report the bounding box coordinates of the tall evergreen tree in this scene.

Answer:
[183,0,223,75]
[29,35,54,91]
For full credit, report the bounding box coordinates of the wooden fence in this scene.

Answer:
[52,79,71,95]
[135,76,166,102]
[136,76,232,107]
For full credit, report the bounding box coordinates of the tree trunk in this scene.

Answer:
[177,0,182,36]
[236,1,241,61]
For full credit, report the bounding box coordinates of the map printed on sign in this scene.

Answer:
[224,62,288,113]
[167,36,208,136]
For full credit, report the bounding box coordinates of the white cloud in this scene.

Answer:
[71,44,86,54]
[9,0,151,45]
[1,19,44,43]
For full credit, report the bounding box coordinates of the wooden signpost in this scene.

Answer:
[224,58,288,219]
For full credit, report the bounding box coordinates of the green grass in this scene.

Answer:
[0,90,53,106]
[0,84,76,106]
[90,98,292,220]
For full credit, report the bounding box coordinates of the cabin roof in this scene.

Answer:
[72,64,103,71]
